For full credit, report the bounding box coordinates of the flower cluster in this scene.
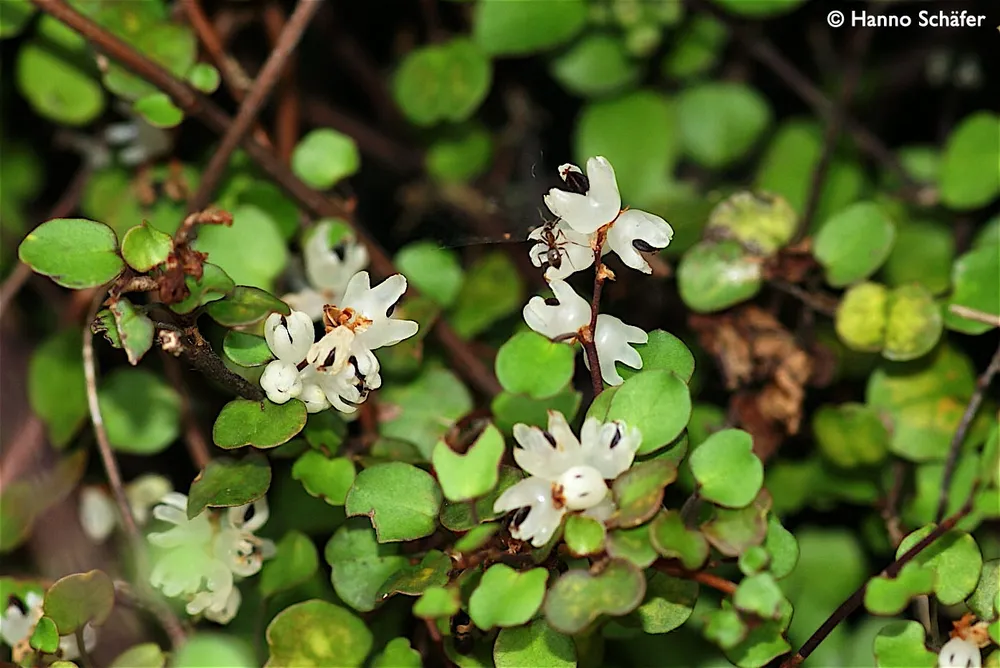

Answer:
[260,271,418,414]
[523,157,673,387]
[0,592,97,662]
[493,410,642,546]
[283,220,370,321]
[148,493,275,624]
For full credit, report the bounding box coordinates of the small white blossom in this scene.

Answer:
[522,280,648,386]
[260,359,304,405]
[494,411,642,547]
[264,310,314,363]
[148,493,275,625]
[284,221,370,321]
[79,475,173,543]
[0,591,97,661]
[544,159,623,235]
[938,637,982,668]
[528,220,595,281]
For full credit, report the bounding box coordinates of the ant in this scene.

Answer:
[532,218,570,271]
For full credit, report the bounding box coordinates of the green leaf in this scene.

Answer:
[574,90,678,202]
[449,252,524,339]
[564,515,607,556]
[677,240,762,313]
[324,518,407,612]
[494,620,576,668]
[473,0,586,56]
[701,491,771,556]
[98,368,180,455]
[739,545,771,575]
[469,564,548,629]
[966,558,999,621]
[883,283,942,361]
[291,129,360,189]
[432,424,504,502]
[814,202,896,287]
[101,22,196,100]
[864,562,935,616]
[292,451,356,506]
[733,573,786,620]
[187,62,220,93]
[16,42,105,126]
[896,526,983,605]
[455,523,500,554]
[425,124,493,184]
[395,242,464,307]
[618,330,695,384]
[440,466,523,531]
[373,638,421,668]
[109,643,166,668]
[632,571,697,634]
[662,16,726,79]
[393,38,492,126]
[110,297,155,366]
[413,585,461,619]
[491,388,582,436]
[677,82,772,168]
[172,634,255,668]
[205,285,290,326]
[689,429,762,508]
[19,218,123,289]
[596,370,691,455]
[303,411,348,452]
[378,550,451,599]
[187,453,271,518]
[260,531,319,598]
[704,608,747,650]
[724,611,793,668]
[345,462,442,542]
[379,367,473,458]
[133,92,184,128]
[946,246,1000,335]
[835,282,889,352]
[495,332,576,399]
[611,459,678,528]
[650,510,709,570]
[223,331,274,367]
[939,111,1000,210]
[543,559,646,634]
[706,191,797,256]
[549,32,640,98]
[213,398,307,449]
[195,205,288,290]
[0,0,35,38]
[265,599,372,668]
[43,569,114,634]
[812,403,889,468]
[170,262,235,314]
[29,615,59,653]
[764,515,799,579]
[713,0,806,17]
[606,524,657,568]
[28,330,88,448]
[873,621,936,668]
[121,222,172,272]
[882,220,954,295]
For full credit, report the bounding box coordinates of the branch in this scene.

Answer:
[180,0,253,99]
[935,343,1000,523]
[188,0,322,213]
[654,559,738,596]
[158,326,266,402]
[582,242,609,398]
[948,304,1000,328]
[780,502,973,668]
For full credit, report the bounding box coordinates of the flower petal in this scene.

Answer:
[584,314,647,386]
[522,279,590,340]
[606,208,674,274]
[260,360,304,404]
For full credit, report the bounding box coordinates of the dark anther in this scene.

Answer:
[243,504,256,523]
[7,595,26,614]
[563,170,590,195]
[386,297,402,318]
[324,348,337,368]
[573,472,582,479]
[632,238,658,253]
[332,243,347,262]
[542,430,557,447]
[544,297,560,306]
[511,506,530,528]
[579,491,589,497]
[610,428,622,449]
[279,314,288,328]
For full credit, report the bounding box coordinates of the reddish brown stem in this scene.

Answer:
[654,560,738,596]
[582,245,606,398]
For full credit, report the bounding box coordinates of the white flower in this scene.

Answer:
[938,637,982,668]
[522,280,647,386]
[260,360,304,405]
[537,158,673,276]
[79,475,174,543]
[264,311,314,363]
[493,411,642,547]
[0,591,97,660]
[528,220,595,281]
[284,221,370,321]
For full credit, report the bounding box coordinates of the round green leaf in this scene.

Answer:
[713,0,806,17]
[473,0,586,56]
[469,565,548,629]
[187,453,271,518]
[814,202,896,287]
[689,429,762,508]
[549,33,640,98]
[677,240,763,313]
[663,16,726,79]
[172,633,255,668]
[324,518,407,612]
[764,515,798,579]
[450,252,524,338]
[43,569,114,635]
[873,621,936,668]
[291,129,360,190]
[16,42,105,126]
[812,403,889,468]
[121,222,172,272]
[946,246,1000,335]
[633,571,697,634]
[393,38,491,126]
[882,220,954,295]
[896,526,983,605]
[194,205,287,290]
[432,423,504,502]
[378,550,451,599]
[650,510,709,570]
[966,558,999,621]
[379,368,473,458]
[395,241,464,307]
[413,586,461,619]
[98,368,180,455]
[739,545,771,575]
[734,572,786,620]
[29,615,59,654]
[677,82,771,168]
[212,398,307,449]
[864,562,935,616]
[494,620,576,668]
[543,559,646,634]
[265,599,372,668]
[564,515,607,556]
[939,111,1000,210]
[260,530,319,598]
[701,491,771,556]
[187,62,220,93]
[344,462,442,542]
[373,638,421,668]
[606,524,657,568]
[617,329,695,384]
[223,331,274,367]
[706,191,797,256]
[303,411,348,452]
[292,451,356,506]
[109,643,166,668]
[170,262,235,314]
[883,283,942,361]
[491,388,582,437]
[205,286,290,327]
[101,22,196,100]
[425,124,493,184]
[133,92,183,128]
[888,394,974,462]
[28,330,88,448]
[600,370,691,455]
[835,282,889,352]
[19,218,123,289]
[495,332,576,399]
[611,459,679,527]
[439,466,523,532]
[704,608,747,650]
[110,297,155,366]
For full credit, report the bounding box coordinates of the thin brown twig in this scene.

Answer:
[179,0,252,99]
[188,0,323,214]
[948,304,1000,328]
[935,343,1000,523]
[582,244,607,398]
[769,279,838,317]
[262,1,300,163]
[162,354,212,470]
[654,560,738,596]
